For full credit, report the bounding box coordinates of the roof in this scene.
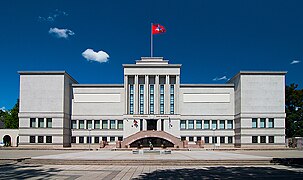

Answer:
[72,84,124,88]
[180,84,234,88]
[18,71,78,83]
[228,71,287,83]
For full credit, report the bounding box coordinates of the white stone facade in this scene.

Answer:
[14,57,286,148]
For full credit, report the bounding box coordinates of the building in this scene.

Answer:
[16,57,286,149]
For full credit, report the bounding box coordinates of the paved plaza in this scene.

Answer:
[1,149,303,179]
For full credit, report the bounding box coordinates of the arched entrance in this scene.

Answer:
[130,137,174,148]
[3,135,11,146]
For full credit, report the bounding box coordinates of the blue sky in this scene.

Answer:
[0,0,302,110]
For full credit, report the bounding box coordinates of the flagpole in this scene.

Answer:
[151,23,153,57]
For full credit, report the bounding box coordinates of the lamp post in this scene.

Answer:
[212,127,216,150]
[88,128,91,151]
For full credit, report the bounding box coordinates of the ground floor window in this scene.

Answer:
[46,136,52,143]
[95,137,99,144]
[38,136,44,143]
[252,136,258,143]
[110,137,115,142]
[87,137,92,144]
[212,136,217,144]
[71,136,76,143]
[181,136,186,141]
[204,137,209,144]
[102,137,107,142]
[197,137,201,141]
[220,137,225,144]
[269,136,274,143]
[260,136,266,143]
[228,136,233,144]
[118,136,123,141]
[30,136,35,143]
[189,136,194,142]
[79,136,84,143]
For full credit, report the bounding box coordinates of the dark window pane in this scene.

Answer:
[46,136,52,143]
[38,136,44,143]
[252,136,258,143]
[30,136,35,143]
[71,136,76,143]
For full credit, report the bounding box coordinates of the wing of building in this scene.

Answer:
[17,57,287,149]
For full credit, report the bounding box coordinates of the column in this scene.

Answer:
[92,120,95,129]
[155,75,159,114]
[76,120,79,129]
[175,75,180,114]
[134,75,139,114]
[165,75,170,114]
[145,75,148,114]
[124,75,128,114]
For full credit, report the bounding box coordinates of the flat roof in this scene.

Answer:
[228,71,287,83]
[18,71,78,83]
[72,84,124,88]
[180,84,234,88]
[123,64,182,68]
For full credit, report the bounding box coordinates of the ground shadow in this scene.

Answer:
[0,162,74,179]
[134,166,303,180]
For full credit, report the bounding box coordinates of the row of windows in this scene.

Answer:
[181,136,233,144]
[170,85,174,114]
[71,136,123,143]
[252,136,275,143]
[71,120,123,129]
[29,136,52,143]
[150,85,154,114]
[160,85,164,114]
[252,118,274,128]
[180,120,233,130]
[30,118,52,128]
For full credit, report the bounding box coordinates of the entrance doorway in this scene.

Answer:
[130,137,174,148]
[3,135,11,146]
[147,119,157,130]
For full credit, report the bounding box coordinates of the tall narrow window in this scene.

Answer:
[212,120,217,129]
[260,118,266,128]
[196,120,202,129]
[71,120,77,129]
[188,120,194,129]
[139,85,144,114]
[160,85,164,114]
[150,85,154,114]
[252,118,257,128]
[110,120,116,129]
[170,85,174,114]
[129,85,134,114]
[219,120,225,129]
[46,118,52,128]
[87,120,92,129]
[180,120,186,129]
[30,118,36,128]
[268,118,274,128]
[94,120,100,129]
[204,120,210,129]
[79,120,84,129]
[118,120,123,129]
[38,118,44,128]
[102,120,108,129]
[227,120,233,129]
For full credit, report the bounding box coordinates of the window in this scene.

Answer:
[30,118,36,128]
[110,120,116,129]
[160,85,164,114]
[212,136,217,144]
[252,136,258,143]
[30,136,35,143]
[189,137,194,142]
[180,120,186,129]
[118,120,123,129]
[268,118,274,128]
[87,120,92,129]
[181,136,186,141]
[71,136,76,143]
[38,118,44,128]
[204,137,209,144]
[38,136,44,143]
[204,120,210,129]
[252,118,257,128]
[129,85,134,114]
[71,120,77,129]
[110,137,115,142]
[102,137,107,142]
[220,137,225,144]
[269,136,274,143]
[219,120,225,129]
[212,120,217,129]
[139,85,144,114]
[260,136,266,143]
[118,136,123,141]
[196,120,202,129]
[79,137,84,143]
[46,136,52,143]
[94,120,100,129]
[102,120,108,129]
[227,120,233,129]
[94,137,99,144]
[87,137,91,144]
[46,118,52,128]
[170,85,174,114]
[150,85,154,114]
[260,118,266,128]
[188,120,194,129]
[79,120,84,129]
[197,137,201,141]
[228,136,233,144]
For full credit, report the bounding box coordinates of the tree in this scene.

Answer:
[3,99,19,129]
[285,84,303,137]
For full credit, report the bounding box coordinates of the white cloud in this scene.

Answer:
[49,28,75,38]
[38,9,68,22]
[82,49,109,63]
[290,60,300,65]
[213,76,228,81]
[0,107,6,112]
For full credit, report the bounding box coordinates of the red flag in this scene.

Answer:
[152,24,166,34]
